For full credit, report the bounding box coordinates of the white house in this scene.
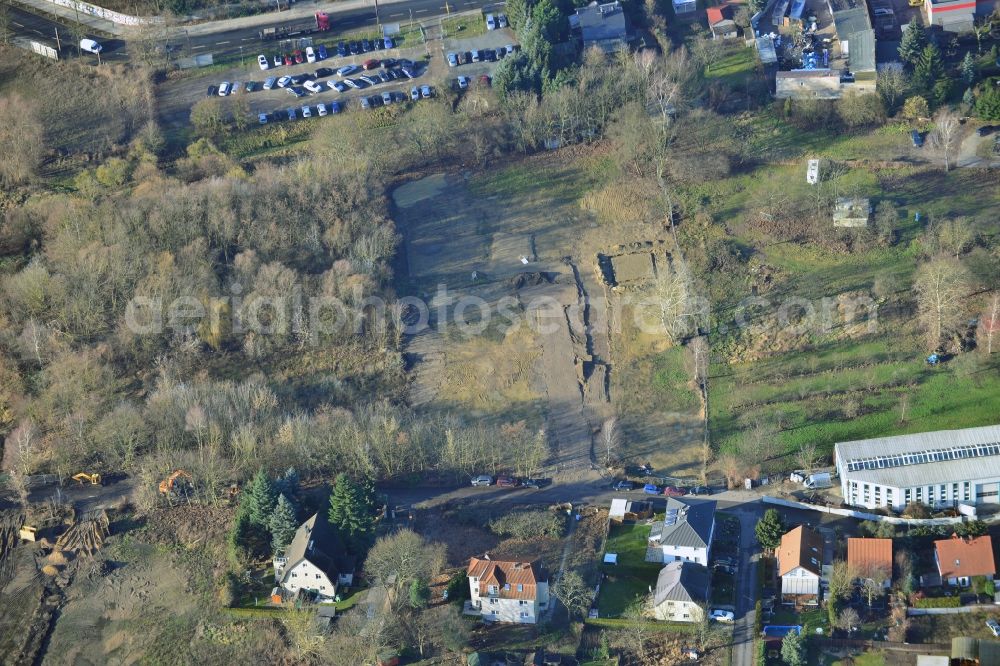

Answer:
[646,498,716,566]
[273,513,353,602]
[467,555,549,624]
[651,560,710,622]
[835,424,1000,511]
[777,526,823,605]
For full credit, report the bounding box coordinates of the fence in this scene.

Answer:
[813,638,951,653]
[762,495,965,526]
[908,604,1000,616]
[177,54,214,68]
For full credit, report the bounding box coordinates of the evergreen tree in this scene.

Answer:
[961,51,977,86]
[409,578,432,608]
[328,473,376,554]
[275,467,300,501]
[912,43,944,96]
[228,510,256,564]
[755,509,785,552]
[269,493,299,556]
[975,86,1000,120]
[898,22,927,66]
[493,52,543,98]
[780,630,806,666]
[244,468,278,528]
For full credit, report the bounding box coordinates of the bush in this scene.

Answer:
[913,595,961,608]
[489,509,565,539]
[902,502,930,519]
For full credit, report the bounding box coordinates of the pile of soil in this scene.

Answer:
[508,271,557,290]
[144,505,233,551]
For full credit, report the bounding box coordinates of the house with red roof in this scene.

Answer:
[706,4,739,39]
[934,534,995,587]
[467,554,550,623]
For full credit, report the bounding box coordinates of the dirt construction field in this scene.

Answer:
[393,149,707,479]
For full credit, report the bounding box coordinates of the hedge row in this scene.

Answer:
[913,596,962,608]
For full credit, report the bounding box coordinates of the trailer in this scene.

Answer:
[259,12,331,40]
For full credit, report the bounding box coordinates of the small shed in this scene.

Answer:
[833,197,871,227]
[604,553,618,565]
[610,498,628,520]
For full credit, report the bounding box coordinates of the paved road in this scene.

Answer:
[731,505,762,666]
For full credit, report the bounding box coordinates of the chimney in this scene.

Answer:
[484,552,490,560]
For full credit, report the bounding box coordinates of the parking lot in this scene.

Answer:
[161,12,521,127]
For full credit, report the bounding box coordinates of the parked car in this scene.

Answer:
[383,37,394,48]
[273,54,284,67]
[263,76,278,90]
[257,54,270,70]
[486,13,497,29]
[523,478,550,489]
[384,69,398,81]
[710,609,735,623]
[328,80,349,92]
[381,91,394,105]
[337,64,361,76]
[337,41,347,56]
[478,74,492,87]
[306,46,317,63]
[471,475,493,486]
[360,96,371,109]
[420,84,433,98]
[363,58,381,70]
[410,86,420,100]
[329,100,343,114]
[471,49,481,62]
[207,85,218,97]
[456,75,470,90]
[643,483,660,495]
[498,13,508,27]
[447,52,459,67]
[497,476,520,488]
[80,38,102,54]
[613,480,634,491]
[400,66,416,79]
[372,37,384,50]
[361,39,372,52]
[483,48,497,62]
[344,78,365,89]
[911,129,924,147]
[315,67,334,78]
[317,44,328,60]
[287,86,307,98]
[258,112,269,124]
[287,108,297,120]
[381,58,398,68]
[277,75,292,88]
[293,49,304,64]
[360,75,380,86]
[977,125,996,137]
[316,102,328,116]
[348,40,360,54]
[290,73,313,84]
[506,43,518,54]
[689,485,713,495]
[662,486,688,497]
[304,80,324,93]
[218,82,231,96]
[301,105,312,118]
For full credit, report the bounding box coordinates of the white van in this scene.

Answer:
[80,38,102,54]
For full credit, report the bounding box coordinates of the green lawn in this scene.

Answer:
[705,47,756,88]
[598,523,661,617]
[442,12,488,38]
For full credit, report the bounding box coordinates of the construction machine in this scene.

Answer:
[72,472,102,485]
[158,470,193,496]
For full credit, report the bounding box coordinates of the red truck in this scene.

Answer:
[258,12,330,41]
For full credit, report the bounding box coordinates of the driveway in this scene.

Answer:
[955,129,1000,168]
[730,501,762,666]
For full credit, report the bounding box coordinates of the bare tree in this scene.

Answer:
[794,442,821,475]
[613,600,653,663]
[0,94,45,186]
[365,529,446,603]
[876,67,908,115]
[977,292,999,355]
[601,418,620,467]
[279,606,324,661]
[552,570,593,620]
[914,257,971,351]
[648,260,708,343]
[835,606,861,635]
[928,110,960,172]
[828,561,859,607]
[860,565,890,608]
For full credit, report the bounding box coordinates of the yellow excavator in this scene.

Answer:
[71,472,102,485]
[158,469,193,496]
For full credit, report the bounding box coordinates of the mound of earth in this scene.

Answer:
[508,272,557,290]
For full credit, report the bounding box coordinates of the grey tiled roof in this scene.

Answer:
[649,498,716,549]
[654,561,710,604]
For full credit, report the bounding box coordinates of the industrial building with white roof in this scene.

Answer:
[834,424,1000,511]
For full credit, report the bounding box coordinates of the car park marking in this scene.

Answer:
[217,40,230,44]
[415,8,428,12]
[12,21,23,27]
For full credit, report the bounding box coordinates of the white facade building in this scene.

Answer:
[651,561,709,623]
[646,498,716,566]
[835,425,1000,511]
[467,556,549,624]
[273,513,353,602]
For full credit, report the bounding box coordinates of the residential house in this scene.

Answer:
[777,526,824,605]
[934,534,996,587]
[273,513,354,601]
[707,6,738,39]
[646,498,716,566]
[847,537,893,588]
[467,555,550,623]
[574,1,629,54]
[651,560,710,622]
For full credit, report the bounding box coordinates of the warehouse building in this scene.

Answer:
[834,425,1000,511]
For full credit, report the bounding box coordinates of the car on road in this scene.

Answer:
[977,125,996,137]
[258,112,269,124]
[257,54,270,70]
[276,75,292,88]
[218,82,231,96]
[315,67,334,78]
[486,13,497,29]
[448,52,459,67]
[381,91,394,105]
[304,80,324,93]
[523,478,551,489]
[710,609,735,623]
[410,86,420,100]
[420,84,433,98]
[911,129,924,147]
[328,80,349,92]
[662,486,688,497]
[471,475,493,486]
[80,38,103,54]
[457,75,470,89]
[263,76,278,90]
[497,476,520,488]
[613,480,634,491]
[337,64,361,76]
[689,485,713,495]
[317,44,328,60]
[643,483,660,495]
